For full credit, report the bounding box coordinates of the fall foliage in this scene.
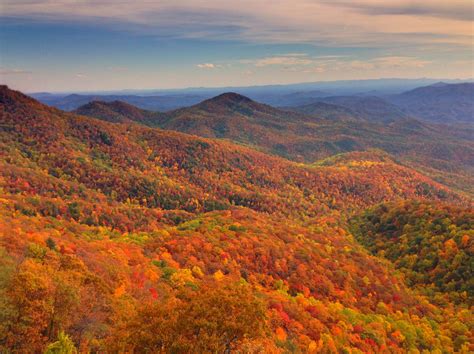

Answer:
[0,86,472,352]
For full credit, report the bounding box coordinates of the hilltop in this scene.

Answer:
[73,100,164,124]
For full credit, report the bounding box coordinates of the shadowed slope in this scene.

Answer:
[389,82,474,123]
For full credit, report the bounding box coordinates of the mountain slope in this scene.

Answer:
[1,85,472,352]
[285,101,359,121]
[389,82,474,123]
[73,100,164,124]
[258,89,330,106]
[291,95,408,123]
[160,92,316,138]
[3,87,459,217]
[31,92,210,111]
[75,92,474,195]
[351,200,473,305]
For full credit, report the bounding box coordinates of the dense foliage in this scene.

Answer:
[351,201,473,306]
[0,86,472,352]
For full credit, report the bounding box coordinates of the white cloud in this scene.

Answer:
[370,56,432,68]
[303,67,325,73]
[279,53,309,57]
[349,61,376,70]
[197,63,219,69]
[0,68,31,75]
[325,1,473,21]
[236,54,432,74]
[347,56,432,71]
[252,55,313,67]
[240,53,341,71]
[2,1,472,48]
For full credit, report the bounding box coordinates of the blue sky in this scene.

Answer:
[1,1,472,92]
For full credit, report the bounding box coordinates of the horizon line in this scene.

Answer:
[23,76,474,95]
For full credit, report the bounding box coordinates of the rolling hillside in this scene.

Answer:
[283,101,357,121]
[75,92,474,195]
[290,95,408,123]
[1,85,472,352]
[73,100,164,124]
[3,87,459,218]
[389,82,474,123]
[31,92,210,111]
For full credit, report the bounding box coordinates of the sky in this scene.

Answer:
[0,0,473,92]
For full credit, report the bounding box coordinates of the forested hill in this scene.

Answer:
[1,86,462,217]
[0,85,472,352]
[74,91,474,196]
[73,100,164,124]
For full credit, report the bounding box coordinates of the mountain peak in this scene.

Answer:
[74,99,153,123]
[1,85,27,102]
[177,92,266,116]
[429,81,448,87]
[81,100,142,114]
[0,85,45,112]
[205,92,254,106]
[215,92,252,101]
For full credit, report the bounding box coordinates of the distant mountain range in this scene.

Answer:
[30,77,470,97]
[288,95,408,123]
[31,81,473,125]
[286,82,474,124]
[32,92,209,111]
[388,82,474,123]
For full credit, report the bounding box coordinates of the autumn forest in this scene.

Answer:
[0,80,472,354]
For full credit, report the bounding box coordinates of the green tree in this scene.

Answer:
[44,331,77,354]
